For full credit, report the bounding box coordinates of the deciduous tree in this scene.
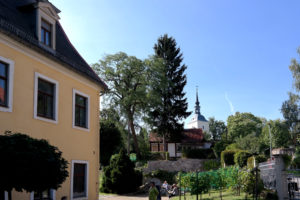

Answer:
[93,52,147,159]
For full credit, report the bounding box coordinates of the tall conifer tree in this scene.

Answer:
[147,34,191,149]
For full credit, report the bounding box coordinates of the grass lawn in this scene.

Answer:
[171,190,263,200]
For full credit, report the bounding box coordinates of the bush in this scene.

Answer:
[292,156,300,168]
[234,150,251,167]
[203,160,220,171]
[221,150,237,167]
[247,155,267,168]
[145,170,177,185]
[182,148,216,159]
[100,149,142,194]
[213,140,229,158]
[150,152,168,160]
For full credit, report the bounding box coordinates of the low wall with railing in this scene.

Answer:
[144,158,208,173]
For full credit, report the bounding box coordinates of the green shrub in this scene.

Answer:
[182,148,216,159]
[100,149,142,194]
[221,150,237,167]
[282,154,292,169]
[145,170,177,184]
[234,150,251,167]
[291,156,300,168]
[213,140,229,158]
[225,143,240,150]
[247,155,267,168]
[203,159,220,171]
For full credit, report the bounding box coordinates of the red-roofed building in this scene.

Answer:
[149,128,212,158]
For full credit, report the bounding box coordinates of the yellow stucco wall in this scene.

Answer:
[0,34,102,200]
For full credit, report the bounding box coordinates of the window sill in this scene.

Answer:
[72,125,90,132]
[0,106,12,112]
[34,115,58,124]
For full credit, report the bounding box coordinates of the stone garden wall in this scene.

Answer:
[143,158,207,173]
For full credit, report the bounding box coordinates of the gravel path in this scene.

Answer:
[99,194,169,200]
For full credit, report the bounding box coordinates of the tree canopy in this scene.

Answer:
[227,112,262,141]
[93,52,148,158]
[146,34,191,145]
[0,132,68,200]
[208,117,227,141]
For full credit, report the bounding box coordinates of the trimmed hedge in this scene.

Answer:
[221,150,237,167]
[234,150,251,167]
[182,148,216,159]
[247,155,267,168]
[150,152,169,160]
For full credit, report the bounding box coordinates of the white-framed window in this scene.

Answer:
[34,72,59,124]
[71,160,89,200]
[30,189,55,200]
[72,89,90,131]
[37,6,57,49]
[0,56,14,112]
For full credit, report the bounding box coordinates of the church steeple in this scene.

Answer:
[195,86,201,115]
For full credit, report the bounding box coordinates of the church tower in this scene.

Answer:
[187,87,209,133]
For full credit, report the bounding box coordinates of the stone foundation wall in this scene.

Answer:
[144,158,209,173]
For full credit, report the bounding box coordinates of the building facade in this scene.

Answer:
[0,1,106,200]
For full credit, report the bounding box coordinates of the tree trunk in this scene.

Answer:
[127,121,131,156]
[129,118,141,159]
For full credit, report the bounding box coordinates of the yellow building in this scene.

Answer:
[0,0,106,199]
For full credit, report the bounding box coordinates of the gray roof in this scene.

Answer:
[197,114,208,122]
[0,0,107,89]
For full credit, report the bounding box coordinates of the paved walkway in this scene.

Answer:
[99,194,169,200]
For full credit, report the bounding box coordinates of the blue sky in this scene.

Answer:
[51,0,300,124]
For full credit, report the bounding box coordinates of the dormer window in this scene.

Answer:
[36,2,60,50]
[41,19,52,47]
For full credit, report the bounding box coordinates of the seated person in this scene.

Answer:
[168,184,179,199]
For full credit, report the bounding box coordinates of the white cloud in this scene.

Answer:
[225,92,235,114]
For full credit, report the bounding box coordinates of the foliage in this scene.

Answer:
[213,140,230,158]
[235,133,261,154]
[240,169,264,195]
[182,148,215,159]
[281,47,300,145]
[247,155,267,169]
[146,170,177,185]
[93,52,148,159]
[291,156,300,168]
[234,150,251,167]
[261,120,290,149]
[225,143,240,151]
[0,132,68,197]
[203,160,221,171]
[281,154,292,169]
[227,112,262,141]
[146,34,191,144]
[221,150,238,167]
[100,121,123,166]
[137,128,151,160]
[100,149,142,194]
[208,117,227,141]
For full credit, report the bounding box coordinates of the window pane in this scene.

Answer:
[45,95,54,118]
[42,20,51,31]
[37,79,55,119]
[45,32,50,46]
[0,79,6,106]
[41,29,45,43]
[76,95,86,106]
[73,163,86,198]
[79,108,86,127]
[0,62,6,77]
[38,79,54,95]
